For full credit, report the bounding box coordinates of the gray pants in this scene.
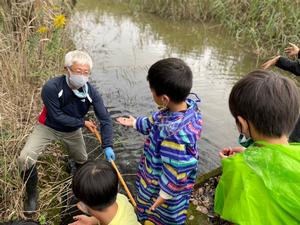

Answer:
[18,123,87,172]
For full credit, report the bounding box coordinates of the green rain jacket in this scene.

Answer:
[214,141,300,225]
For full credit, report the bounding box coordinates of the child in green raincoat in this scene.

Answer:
[214,70,300,225]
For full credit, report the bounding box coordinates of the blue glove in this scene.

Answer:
[104,147,115,161]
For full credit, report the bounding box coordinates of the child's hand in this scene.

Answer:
[150,196,166,211]
[219,146,245,159]
[284,43,300,57]
[68,215,99,225]
[261,56,281,70]
[116,115,136,127]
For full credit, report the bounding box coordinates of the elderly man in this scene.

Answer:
[18,50,114,215]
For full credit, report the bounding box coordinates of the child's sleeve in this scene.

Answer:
[158,137,199,197]
[135,115,155,135]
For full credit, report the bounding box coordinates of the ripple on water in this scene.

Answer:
[70,1,257,176]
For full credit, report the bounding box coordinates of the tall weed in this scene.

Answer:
[0,0,74,222]
[124,0,300,56]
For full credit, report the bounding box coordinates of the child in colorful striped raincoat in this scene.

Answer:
[117,58,203,225]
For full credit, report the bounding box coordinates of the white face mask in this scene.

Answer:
[67,68,89,89]
[69,74,88,89]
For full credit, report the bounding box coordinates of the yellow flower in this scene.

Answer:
[37,26,49,33]
[53,14,66,29]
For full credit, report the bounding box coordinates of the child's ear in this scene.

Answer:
[237,116,249,135]
[76,202,90,215]
[161,95,169,105]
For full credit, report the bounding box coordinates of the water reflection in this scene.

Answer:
[69,0,258,184]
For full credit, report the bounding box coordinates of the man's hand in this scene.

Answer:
[68,215,98,225]
[84,120,97,133]
[219,146,245,159]
[150,196,166,211]
[284,43,300,57]
[261,55,281,70]
[104,147,115,162]
[116,115,136,127]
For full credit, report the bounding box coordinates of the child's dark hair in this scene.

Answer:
[229,70,300,137]
[147,58,192,103]
[72,160,118,211]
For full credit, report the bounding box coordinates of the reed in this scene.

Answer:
[0,0,74,222]
[123,0,300,56]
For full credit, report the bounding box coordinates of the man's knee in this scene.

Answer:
[64,133,87,163]
[73,151,88,164]
[18,151,37,172]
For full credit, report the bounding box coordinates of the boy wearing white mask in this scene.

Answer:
[18,50,114,215]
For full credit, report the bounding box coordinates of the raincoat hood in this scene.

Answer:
[153,98,201,138]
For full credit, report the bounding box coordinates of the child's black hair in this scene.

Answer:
[147,58,193,103]
[229,69,300,137]
[72,160,118,211]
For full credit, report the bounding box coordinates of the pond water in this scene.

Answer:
[69,0,258,189]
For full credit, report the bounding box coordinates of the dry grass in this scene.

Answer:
[0,0,75,223]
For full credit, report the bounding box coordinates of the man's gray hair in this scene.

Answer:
[64,50,93,69]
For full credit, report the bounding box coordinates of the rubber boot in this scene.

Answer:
[66,158,82,176]
[22,165,38,215]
